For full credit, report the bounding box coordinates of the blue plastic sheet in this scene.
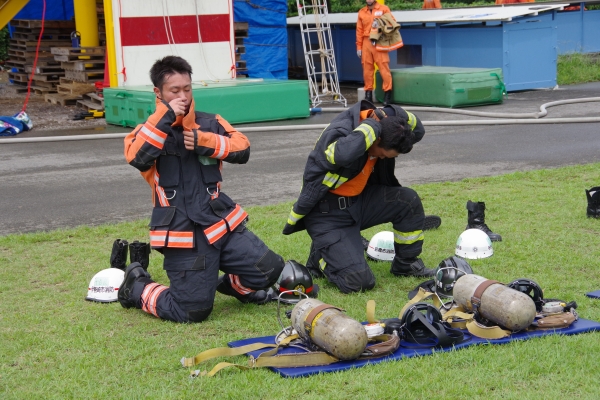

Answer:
[234,0,288,79]
[228,318,600,378]
[14,0,74,21]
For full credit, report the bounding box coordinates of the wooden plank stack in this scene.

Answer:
[5,19,75,94]
[45,47,105,106]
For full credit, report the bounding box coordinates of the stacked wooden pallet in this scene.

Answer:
[45,47,105,106]
[5,19,75,94]
[234,22,248,78]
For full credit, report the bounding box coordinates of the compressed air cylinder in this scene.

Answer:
[453,274,536,331]
[290,298,368,360]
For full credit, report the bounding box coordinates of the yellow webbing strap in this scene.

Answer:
[185,333,342,377]
[366,299,378,323]
[465,320,511,340]
[398,288,437,318]
[442,307,511,339]
[181,342,277,368]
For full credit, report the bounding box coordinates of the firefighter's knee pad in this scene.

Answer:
[185,306,213,323]
[257,249,285,285]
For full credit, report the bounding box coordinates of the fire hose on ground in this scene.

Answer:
[1,97,600,144]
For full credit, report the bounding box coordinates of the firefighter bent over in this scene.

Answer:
[282,100,435,294]
[120,56,284,322]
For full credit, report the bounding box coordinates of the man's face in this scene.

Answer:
[154,72,193,114]
[366,0,377,6]
[368,140,400,159]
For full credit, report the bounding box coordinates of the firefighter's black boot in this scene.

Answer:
[383,90,392,106]
[365,90,373,103]
[586,187,600,218]
[216,274,272,305]
[110,239,129,271]
[424,215,442,231]
[118,262,152,309]
[466,200,502,242]
[129,240,151,271]
[390,257,435,278]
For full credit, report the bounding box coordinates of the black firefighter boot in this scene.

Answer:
[383,90,392,106]
[390,256,435,278]
[129,240,151,271]
[365,90,373,103]
[216,274,272,305]
[466,200,502,242]
[586,186,600,218]
[118,262,153,309]
[110,239,129,271]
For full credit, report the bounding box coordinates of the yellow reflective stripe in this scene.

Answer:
[287,209,304,225]
[355,124,376,150]
[319,258,327,272]
[325,142,336,164]
[334,176,348,189]
[322,172,340,188]
[406,111,417,130]
[394,229,424,245]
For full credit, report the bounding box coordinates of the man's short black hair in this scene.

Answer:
[149,56,193,89]
[378,116,414,154]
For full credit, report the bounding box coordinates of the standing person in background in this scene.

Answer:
[423,0,442,9]
[356,0,395,106]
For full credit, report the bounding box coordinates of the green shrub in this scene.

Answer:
[0,26,9,64]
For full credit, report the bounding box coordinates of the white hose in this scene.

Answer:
[1,97,599,144]
[312,97,600,119]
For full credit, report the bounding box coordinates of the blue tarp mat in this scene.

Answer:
[14,0,74,21]
[228,318,600,378]
[586,290,600,299]
[233,0,288,79]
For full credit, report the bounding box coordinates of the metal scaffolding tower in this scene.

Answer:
[296,0,347,108]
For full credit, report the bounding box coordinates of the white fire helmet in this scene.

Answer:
[455,229,493,259]
[366,231,395,262]
[85,268,125,303]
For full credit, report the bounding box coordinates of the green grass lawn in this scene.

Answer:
[2,163,600,399]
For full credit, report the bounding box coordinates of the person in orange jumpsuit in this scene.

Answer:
[356,0,395,105]
[423,0,442,9]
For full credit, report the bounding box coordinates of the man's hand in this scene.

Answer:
[169,98,188,116]
[357,50,362,58]
[182,130,195,151]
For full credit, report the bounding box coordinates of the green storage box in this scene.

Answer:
[104,79,310,127]
[375,66,505,108]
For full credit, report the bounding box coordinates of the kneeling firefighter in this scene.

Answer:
[283,100,440,294]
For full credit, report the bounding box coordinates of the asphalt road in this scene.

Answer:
[1,83,599,236]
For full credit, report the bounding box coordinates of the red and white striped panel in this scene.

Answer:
[111,0,235,86]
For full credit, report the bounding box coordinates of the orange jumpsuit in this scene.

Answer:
[356,2,394,92]
[423,0,442,9]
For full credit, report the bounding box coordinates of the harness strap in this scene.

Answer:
[443,306,511,339]
[469,279,501,313]
[398,287,440,319]
[304,304,343,334]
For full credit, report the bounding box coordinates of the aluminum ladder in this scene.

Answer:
[296,0,347,108]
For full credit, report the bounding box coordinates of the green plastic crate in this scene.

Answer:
[105,79,310,127]
[375,66,505,108]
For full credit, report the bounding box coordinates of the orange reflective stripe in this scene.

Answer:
[141,283,168,318]
[204,219,228,244]
[150,230,167,247]
[226,204,248,230]
[139,123,168,149]
[230,274,253,295]
[167,231,194,248]
[211,134,231,160]
[203,205,248,245]
[154,172,170,207]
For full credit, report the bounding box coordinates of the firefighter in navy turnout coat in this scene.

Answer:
[283,100,436,293]
[120,56,284,323]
